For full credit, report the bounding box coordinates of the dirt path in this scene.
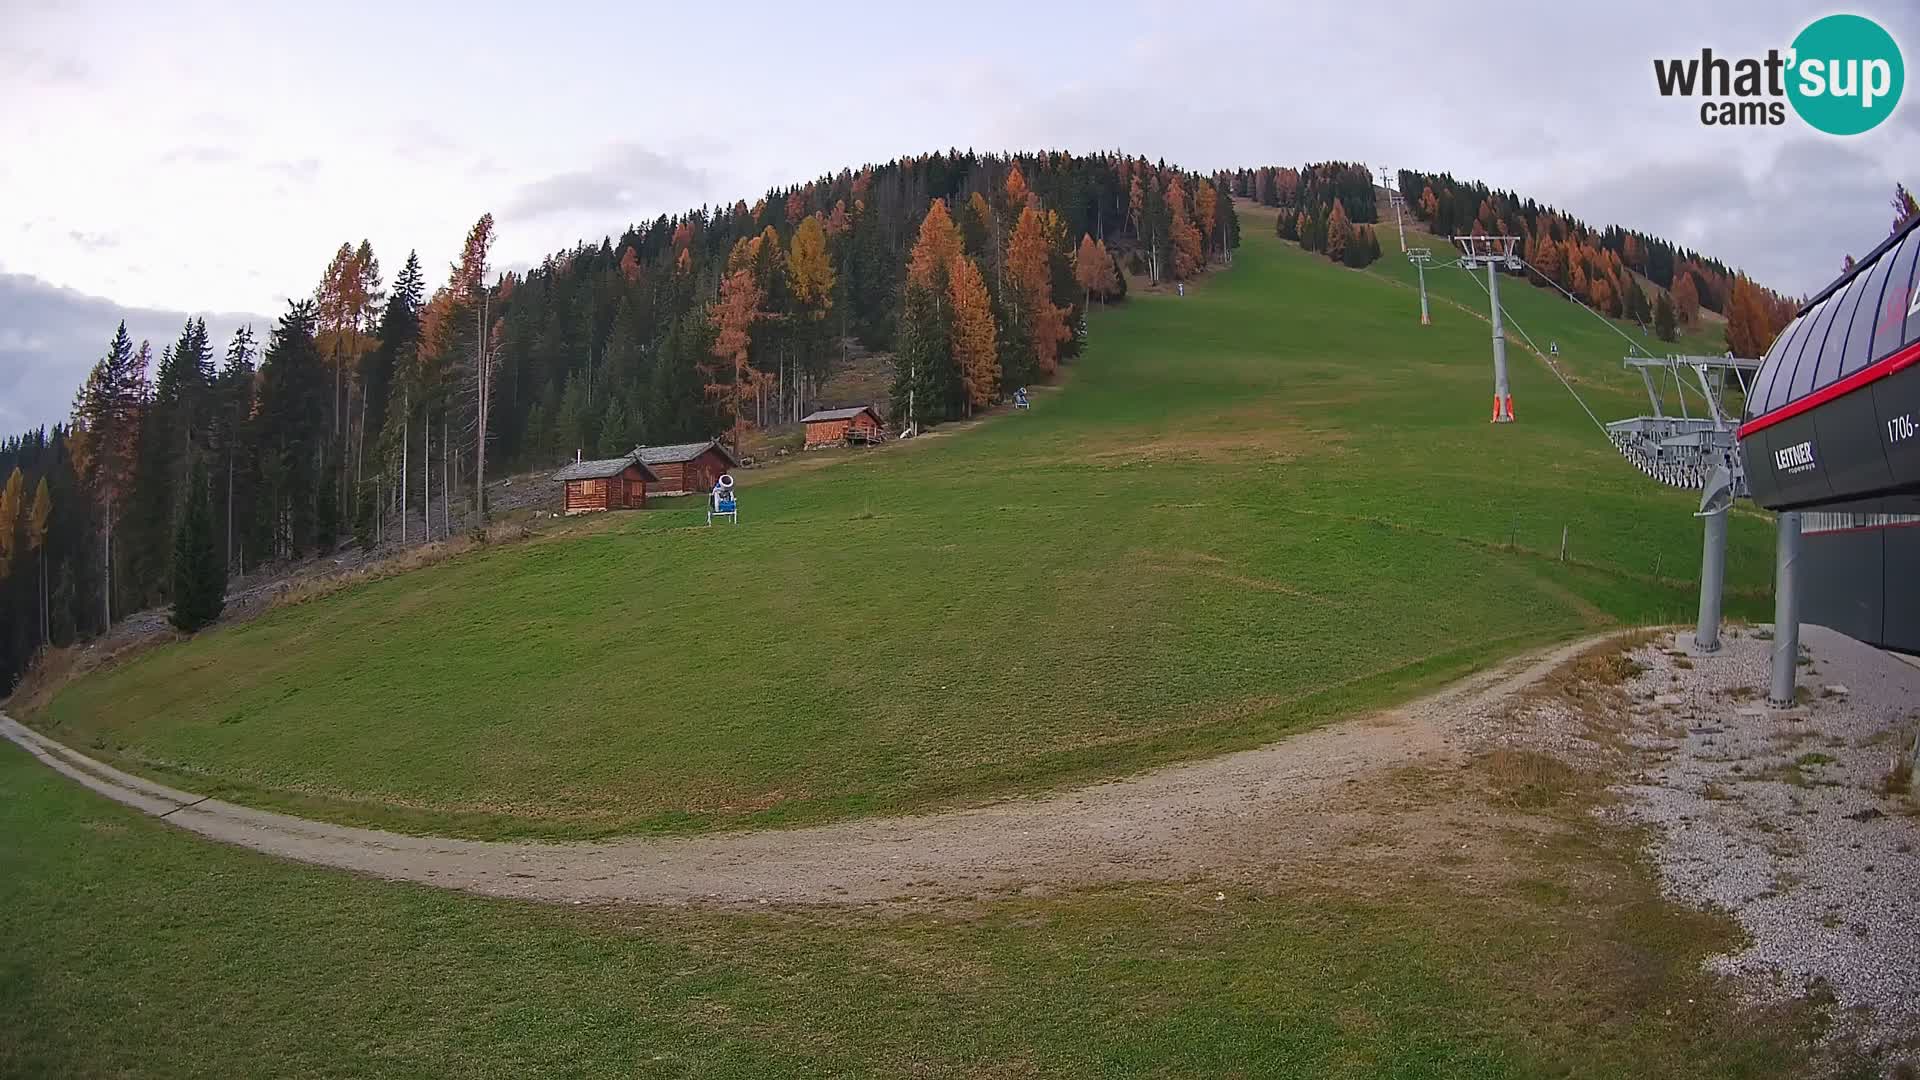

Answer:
[0,633,1621,907]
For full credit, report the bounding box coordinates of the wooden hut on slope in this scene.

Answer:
[551,451,659,514]
[801,405,885,448]
[636,440,738,496]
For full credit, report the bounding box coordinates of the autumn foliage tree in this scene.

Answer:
[1325,200,1351,263]
[1670,272,1701,326]
[1725,276,1791,357]
[1195,180,1218,261]
[706,268,767,452]
[1166,176,1203,280]
[0,467,22,579]
[1007,206,1071,377]
[786,214,836,416]
[949,255,999,415]
[1075,234,1119,306]
[893,200,966,426]
[907,199,964,298]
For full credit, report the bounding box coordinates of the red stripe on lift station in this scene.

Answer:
[1739,338,1920,439]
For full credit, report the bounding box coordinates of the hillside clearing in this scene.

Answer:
[24,213,1776,839]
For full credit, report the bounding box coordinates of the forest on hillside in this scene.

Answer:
[1390,169,1799,354]
[0,150,1244,691]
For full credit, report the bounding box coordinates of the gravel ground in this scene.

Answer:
[0,634,1616,907]
[1606,625,1920,1053]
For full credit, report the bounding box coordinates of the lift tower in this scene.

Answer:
[1452,235,1522,422]
[1407,247,1433,325]
[1377,166,1407,253]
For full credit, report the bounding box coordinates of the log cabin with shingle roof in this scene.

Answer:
[634,440,738,496]
[551,451,660,514]
[800,405,885,448]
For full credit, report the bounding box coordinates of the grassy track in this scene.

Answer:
[0,739,1835,1078]
[27,212,1775,838]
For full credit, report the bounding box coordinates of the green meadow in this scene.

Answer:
[29,211,1773,839]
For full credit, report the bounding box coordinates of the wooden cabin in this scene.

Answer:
[551,452,660,514]
[636,440,739,496]
[801,405,885,448]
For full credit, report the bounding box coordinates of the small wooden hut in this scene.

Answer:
[636,440,739,496]
[551,451,659,514]
[801,405,885,448]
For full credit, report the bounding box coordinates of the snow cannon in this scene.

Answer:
[708,474,738,526]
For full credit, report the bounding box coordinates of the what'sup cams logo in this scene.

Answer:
[1654,14,1903,134]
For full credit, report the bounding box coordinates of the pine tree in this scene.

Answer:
[1654,293,1678,342]
[72,322,145,628]
[255,302,327,557]
[598,395,632,456]
[1342,225,1370,268]
[169,462,225,633]
[892,276,954,427]
[315,456,341,553]
[353,481,377,552]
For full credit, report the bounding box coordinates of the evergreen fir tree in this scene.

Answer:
[169,463,225,633]
[598,395,631,456]
[314,457,340,553]
[1654,293,1678,342]
[1343,230,1370,268]
[353,481,377,552]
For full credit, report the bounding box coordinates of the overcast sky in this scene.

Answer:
[4,0,1917,432]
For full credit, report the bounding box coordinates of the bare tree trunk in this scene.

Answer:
[400,396,409,545]
[474,294,489,525]
[226,451,233,572]
[442,411,450,539]
[101,501,111,629]
[423,407,431,543]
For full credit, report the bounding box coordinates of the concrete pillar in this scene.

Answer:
[1768,511,1802,707]
[1695,505,1727,653]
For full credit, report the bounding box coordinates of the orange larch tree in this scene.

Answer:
[706,268,769,452]
[1195,180,1218,260]
[907,199,965,301]
[1671,272,1701,325]
[1166,176,1202,279]
[1008,206,1070,376]
[1074,233,1105,306]
[1325,199,1351,263]
[1725,276,1791,357]
[1003,164,1032,216]
[948,254,999,415]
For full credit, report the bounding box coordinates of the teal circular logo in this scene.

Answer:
[1788,14,1903,135]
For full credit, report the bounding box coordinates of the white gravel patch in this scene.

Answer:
[1609,625,1920,1053]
